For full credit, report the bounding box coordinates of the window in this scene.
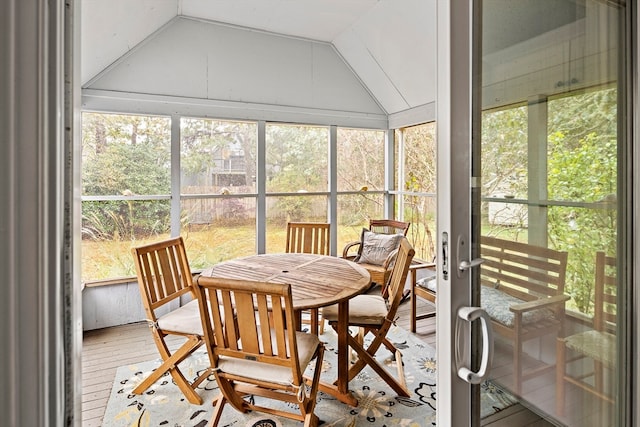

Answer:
[81,112,171,281]
[81,112,428,283]
[265,123,329,253]
[395,123,437,262]
[180,118,258,268]
[336,128,385,251]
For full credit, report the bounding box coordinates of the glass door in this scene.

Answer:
[438,0,631,426]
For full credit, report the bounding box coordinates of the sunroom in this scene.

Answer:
[77,1,627,427]
[80,2,438,323]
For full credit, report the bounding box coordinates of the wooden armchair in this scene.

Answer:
[342,219,410,295]
[409,260,437,332]
[194,277,325,427]
[556,252,616,416]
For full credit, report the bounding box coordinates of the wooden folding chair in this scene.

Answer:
[194,276,325,427]
[342,219,410,297]
[131,236,209,405]
[286,221,330,255]
[324,237,415,397]
[286,221,330,334]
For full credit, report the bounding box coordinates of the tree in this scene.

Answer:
[82,113,171,240]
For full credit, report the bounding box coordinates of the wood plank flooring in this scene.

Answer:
[82,292,553,426]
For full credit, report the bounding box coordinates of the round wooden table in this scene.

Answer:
[201,252,371,406]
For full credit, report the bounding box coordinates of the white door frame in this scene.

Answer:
[435,0,479,425]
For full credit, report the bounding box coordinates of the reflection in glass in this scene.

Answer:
[478,1,622,424]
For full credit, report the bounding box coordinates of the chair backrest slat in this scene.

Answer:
[195,277,303,382]
[132,237,195,317]
[286,222,330,255]
[480,236,568,300]
[369,219,410,237]
[384,238,415,319]
[594,251,617,331]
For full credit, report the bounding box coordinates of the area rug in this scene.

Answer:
[103,326,517,426]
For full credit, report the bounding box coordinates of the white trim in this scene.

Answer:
[436,0,474,425]
[82,89,389,129]
[1,0,72,425]
[388,102,436,129]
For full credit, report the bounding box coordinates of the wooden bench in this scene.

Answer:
[480,236,569,394]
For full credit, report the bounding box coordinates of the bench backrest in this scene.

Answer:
[480,236,568,301]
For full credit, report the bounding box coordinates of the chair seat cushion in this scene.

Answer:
[565,330,616,367]
[218,330,321,385]
[480,286,555,328]
[157,299,203,336]
[416,271,437,293]
[322,294,388,326]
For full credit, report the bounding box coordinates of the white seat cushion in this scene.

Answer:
[565,330,616,367]
[156,299,204,336]
[416,270,437,293]
[322,294,388,326]
[218,330,321,385]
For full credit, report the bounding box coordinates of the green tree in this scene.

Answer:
[82,113,171,240]
[266,124,328,222]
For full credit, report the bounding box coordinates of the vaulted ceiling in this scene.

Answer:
[81,0,437,118]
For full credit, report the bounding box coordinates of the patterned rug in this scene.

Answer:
[103,326,516,426]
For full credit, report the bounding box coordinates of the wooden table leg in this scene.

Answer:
[336,300,349,395]
[315,300,358,406]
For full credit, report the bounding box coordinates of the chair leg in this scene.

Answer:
[347,333,410,397]
[410,269,418,333]
[514,335,522,395]
[209,394,227,427]
[394,349,407,390]
[302,345,324,422]
[556,338,566,417]
[133,334,204,405]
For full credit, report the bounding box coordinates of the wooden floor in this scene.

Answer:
[82,292,553,426]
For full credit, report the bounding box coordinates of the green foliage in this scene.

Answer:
[481,105,528,198]
[180,119,257,186]
[547,131,617,313]
[82,113,171,240]
[482,88,617,315]
[546,89,617,314]
[266,124,328,220]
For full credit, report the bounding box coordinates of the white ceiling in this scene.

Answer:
[81,0,437,116]
[178,0,381,42]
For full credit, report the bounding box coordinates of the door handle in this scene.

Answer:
[455,306,493,384]
[458,258,484,271]
[456,235,484,276]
